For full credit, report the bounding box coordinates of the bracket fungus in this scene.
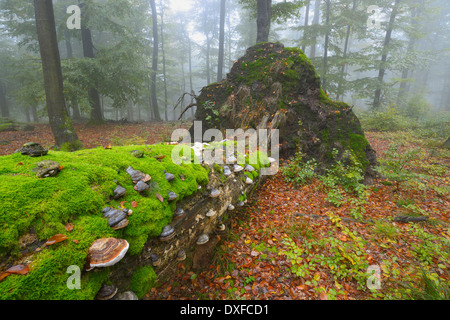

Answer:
[223,166,232,177]
[88,238,129,269]
[209,188,221,198]
[159,225,175,241]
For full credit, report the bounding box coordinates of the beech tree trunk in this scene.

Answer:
[33,0,81,150]
[301,2,310,53]
[336,0,356,101]
[256,0,272,43]
[160,1,168,121]
[0,82,9,118]
[217,0,226,82]
[150,0,161,121]
[373,0,401,110]
[322,0,331,90]
[310,0,321,59]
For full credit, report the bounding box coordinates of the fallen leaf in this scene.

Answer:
[156,193,164,203]
[65,223,74,232]
[0,264,30,282]
[7,264,29,275]
[44,234,68,246]
[73,239,79,244]
[319,291,328,300]
[120,201,127,209]
[131,201,138,208]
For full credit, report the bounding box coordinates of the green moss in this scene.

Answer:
[58,140,83,152]
[0,144,209,299]
[130,266,156,299]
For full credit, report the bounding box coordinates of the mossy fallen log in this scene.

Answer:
[0,141,271,299]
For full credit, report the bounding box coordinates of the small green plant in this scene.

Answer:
[373,220,399,239]
[243,276,256,286]
[203,100,220,125]
[376,144,421,191]
[401,269,450,300]
[281,151,317,186]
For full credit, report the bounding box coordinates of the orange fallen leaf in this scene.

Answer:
[73,239,79,244]
[156,193,164,203]
[65,223,74,232]
[319,291,328,300]
[120,201,127,209]
[131,201,138,208]
[44,234,68,246]
[0,264,30,282]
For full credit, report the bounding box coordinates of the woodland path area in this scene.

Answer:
[1,122,449,300]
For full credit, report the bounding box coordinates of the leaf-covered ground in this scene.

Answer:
[143,130,449,300]
[0,121,190,156]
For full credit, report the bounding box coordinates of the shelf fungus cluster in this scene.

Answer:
[126,166,151,193]
[102,207,131,230]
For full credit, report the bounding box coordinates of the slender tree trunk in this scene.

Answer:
[24,107,31,122]
[160,1,168,121]
[64,31,82,121]
[31,105,39,123]
[188,35,195,118]
[397,5,418,106]
[322,0,331,90]
[217,0,226,82]
[0,82,10,118]
[150,0,161,121]
[64,29,73,58]
[80,8,103,123]
[33,0,81,150]
[336,0,356,101]
[373,0,401,110]
[206,34,211,85]
[256,0,272,43]
[310,0,321,59]
[301,2,310,53]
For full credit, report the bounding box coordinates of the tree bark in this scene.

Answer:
[80,3,103,124]
[373,0,401,110]
[336,0,356,101]
[0,82,10,118]
[31,105,39,123]
[310,0,321,59]
[188,35,195,118]
[301,2,310,53]
[217,0,226,82]
[396,5,418,106]
[33,0,81,150]
[150,0,161,121]
[206,35,211,85]
[256,0,272,43]
[322,0,331,90]
[160,0,168,121]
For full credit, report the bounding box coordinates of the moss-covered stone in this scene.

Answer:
[191,42,377,177]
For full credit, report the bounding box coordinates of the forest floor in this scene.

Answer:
[1,121,448,300]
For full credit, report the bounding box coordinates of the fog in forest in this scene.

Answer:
[0,0,449,124]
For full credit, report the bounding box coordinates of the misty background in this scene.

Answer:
[0,0,449,124]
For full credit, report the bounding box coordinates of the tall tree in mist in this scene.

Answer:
[150,0,161,121]
[79,2,103,124]
[257,0,272,42]
[33,0,81,150]
[217,0,226,81]
[373,0,402,109]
